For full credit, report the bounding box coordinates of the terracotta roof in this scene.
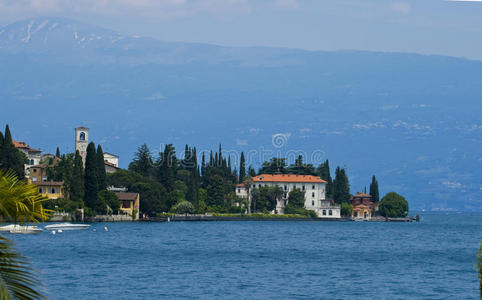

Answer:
[353,192,372,198]
[35,181,64,186]
[251,174,327,183]
[12,140,29,149]
[12,140,41,152]
[104,161,119,168]
[115,192,139,201]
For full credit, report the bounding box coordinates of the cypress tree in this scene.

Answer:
[248,166,256,177]
[369,175,380,202]
[157,144,177,191]
[71,150,85,202]
[84,142,99,211]
[317,160,333,199]
[55,147,61,158]
[96,144,106,191]
[239,152,246,183]
[2,125,26,178]
[333,166,350,204]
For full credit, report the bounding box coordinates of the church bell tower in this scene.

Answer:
[75,126,89,166]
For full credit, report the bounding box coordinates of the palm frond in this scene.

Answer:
[0,236,47,300]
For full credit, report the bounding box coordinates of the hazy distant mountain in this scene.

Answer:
[1,18,481,211]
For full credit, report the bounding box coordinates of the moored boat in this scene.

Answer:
[45,223,91,230]
[8,225,43,234]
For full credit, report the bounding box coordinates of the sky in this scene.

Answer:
[1,0,482,60]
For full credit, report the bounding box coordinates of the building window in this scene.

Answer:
[323,210,326,216]
[51,188,56,194]
[312,185,315,189]
[312,200,314,206]
[38,188,43,193]
[284,185,287,190]
[329,210,333,216]
[284,193,287,198]
[33,169,37,173]
[302,185,305,191]
[79,132,86,141]
[258,184,261,188]
[312,192,315,198]
[32,177,37,182]
[237,189,240,193]
[30,159,34,165]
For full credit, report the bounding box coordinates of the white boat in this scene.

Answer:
[45,223,91,230]
[0,224,19,232]
[8,225,43,234]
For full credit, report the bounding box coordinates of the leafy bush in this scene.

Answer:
[171,201,195,214]
[379,192,409,217]
[284,206,317,218]
[340,202,353,217]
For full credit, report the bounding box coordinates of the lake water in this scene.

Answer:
[10,212,482,299]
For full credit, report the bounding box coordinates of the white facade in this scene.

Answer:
[236,174,340,219]
[13,141,42,178]
[103,152,119,167]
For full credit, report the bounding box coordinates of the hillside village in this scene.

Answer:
[0,124,408,221]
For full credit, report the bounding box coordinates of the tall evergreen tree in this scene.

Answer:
[317,160,333,199]
[71,151,85,202]
[239,152,246,183]
[55,147,61,158]
[248,166,256,177]
[369,175,380,202]
[84,142,99,211]
[157,144,177,191]
[96,144,106,191]
[333,166,350,204]
[1,125,26,178]
[128,144,154,178]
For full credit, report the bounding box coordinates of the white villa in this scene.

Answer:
[236,174,341,219]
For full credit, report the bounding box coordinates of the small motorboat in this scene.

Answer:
[45,223,91,230]
[0,224,19,232]
[9,226,43,234]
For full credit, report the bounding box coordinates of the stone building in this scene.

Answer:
[236,174,341,218]
[350,192,379,220]
[12,140,42,178]
[75,126,89,165]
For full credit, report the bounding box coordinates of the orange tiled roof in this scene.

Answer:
[353,192,372,198]
[252,174,327,183]
[12,140,41,152]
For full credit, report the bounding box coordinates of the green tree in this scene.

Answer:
[239,152,246,183]
[96,145,106,191]
[0,170,50,299]
[288,155,316,175]
[98,190,120,215]
[248,166,256,177]
[378,192,409,218]
[157,144,177,191]
[340,202,353,217]
[84,142,99,212]
[206,174,225,207]
[1,125,27,179]
[317,160,333,199]
[369,175,380,202]
[128,144,154,178]
[55,147,61,158]
[106,169,167,215]
[71,151,85,202]
[251,186,283,213]
[259,157,287,174]
[286,188,305,209]
[333,167,350,204]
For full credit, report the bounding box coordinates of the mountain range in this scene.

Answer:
[1,17,481,211]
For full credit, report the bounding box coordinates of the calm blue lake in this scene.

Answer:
[9,212,482,299]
